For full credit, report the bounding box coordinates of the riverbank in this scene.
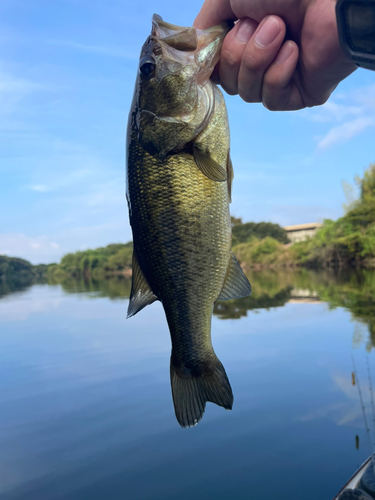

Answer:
[47,162,375,278]
[0,255,48,280]
[6,163,375,280]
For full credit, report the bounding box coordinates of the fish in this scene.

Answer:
[126,14,252,428]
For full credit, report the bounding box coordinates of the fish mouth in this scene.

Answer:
[151,14,233,81]
[152,14,190,34]
[152,13,233,41]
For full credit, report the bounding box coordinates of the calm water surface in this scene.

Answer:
[1,269,374,499]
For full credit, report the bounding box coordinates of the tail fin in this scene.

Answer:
[170,356,233,428]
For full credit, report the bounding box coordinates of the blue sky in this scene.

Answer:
[1,0,375,264]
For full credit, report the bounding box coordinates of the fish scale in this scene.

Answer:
[126,15,251,427]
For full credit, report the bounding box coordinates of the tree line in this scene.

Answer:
[0,255,47,280]
[4,162,375,281]
[293,163,375,268]
[45,220,290,279]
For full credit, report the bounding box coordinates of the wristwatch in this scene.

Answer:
[336,0,375,70]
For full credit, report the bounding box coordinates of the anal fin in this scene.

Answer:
[218,252,252,301]
[127,250,158,318]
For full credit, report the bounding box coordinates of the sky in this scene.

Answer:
[1,0,375,264]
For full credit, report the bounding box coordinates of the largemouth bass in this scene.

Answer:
[126,14,251,427]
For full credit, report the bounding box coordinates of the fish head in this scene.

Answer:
[133,14,233,158]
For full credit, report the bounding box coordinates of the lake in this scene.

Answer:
[0,269,375,500]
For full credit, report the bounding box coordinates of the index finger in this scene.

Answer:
[194,0,236,29]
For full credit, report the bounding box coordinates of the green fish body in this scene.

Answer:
[126,15,251,427]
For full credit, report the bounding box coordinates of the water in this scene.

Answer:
[0,269,375,499]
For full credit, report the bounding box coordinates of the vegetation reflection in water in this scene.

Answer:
[0,273,46,299]
[3,270,374,498]
[4,268,375,350]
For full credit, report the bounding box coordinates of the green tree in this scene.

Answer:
[232,221,289,246]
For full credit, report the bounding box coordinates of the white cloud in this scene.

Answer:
[0,69,52,115]
[48,39,139,59]
[29,184,50,192]
[0,233,61,264]
[295,401,351,422]
[0,295,62,322]
[317,117,375,150]
[57,220,127,239]
[25,163,97,194]
[309,101,363,123]
[0,72,42,95]
[353,84,375,108]
[295,369,367,427]
[298,83,375,150]
[269,204,338,226]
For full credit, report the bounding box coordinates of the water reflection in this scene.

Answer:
[213,287,292,319]
[3,268,375,349]
[50,275,132,299]
[213,269,375,353]
[2,268,375,498]
[214,270,297,318]
[213,268,347,318]
[0,274,36,299]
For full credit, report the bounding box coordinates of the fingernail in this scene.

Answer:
[255,16,280,47]
[236,18,256,43]
[275,41,294,64]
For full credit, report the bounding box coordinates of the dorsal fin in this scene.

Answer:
[193,145,227,182]
[127,250,158,318]
[217,252,252,301]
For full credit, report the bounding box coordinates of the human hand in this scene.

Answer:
[194,0,357,110]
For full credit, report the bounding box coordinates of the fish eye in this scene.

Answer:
[140,56,156,77]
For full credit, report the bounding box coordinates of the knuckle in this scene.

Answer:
[312,94,330,107]
[262,99,282,111]
[262,83,288,111]
[240,94,254,104]
[221,47,241,68]
[220,40,244,67]
[303,92,330,108]
[225,87,239,96]
[238,84,260,103]
[219,67,239,96]
[263,77,281,91]
[263,67,290,94]
[263,75,288,97]
[241,50,263,71]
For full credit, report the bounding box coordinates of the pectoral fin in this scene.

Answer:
[127,251,158,318]
[193,146,227,182]
[218,252,252,301]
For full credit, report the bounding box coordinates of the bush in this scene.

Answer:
[54,242,133,277]
[233,237,292,267]
[231,218,289,245]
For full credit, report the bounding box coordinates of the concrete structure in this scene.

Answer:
[288,288,322,304]
[284,222,323,243]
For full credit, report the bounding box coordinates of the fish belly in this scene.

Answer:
[128,145,230,347]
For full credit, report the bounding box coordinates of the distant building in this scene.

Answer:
[284,222,323,243]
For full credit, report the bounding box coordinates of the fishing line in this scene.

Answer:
[366,356,375,449]
[352,354,375,478]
